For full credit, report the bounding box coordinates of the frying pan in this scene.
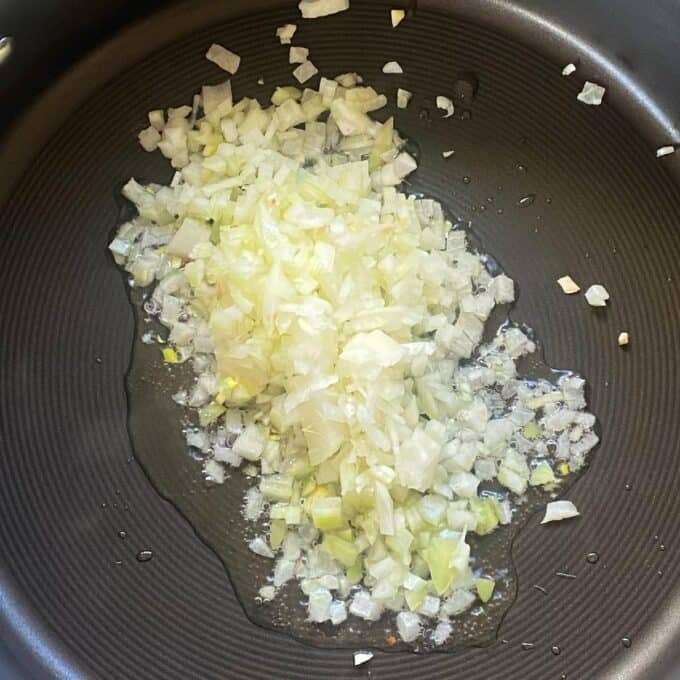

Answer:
[1,0,680,677]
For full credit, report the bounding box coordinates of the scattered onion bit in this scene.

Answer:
[562,63,576,76]
[557,275,580,295]
[276,24,297,44]
[618,332,630,347]
[353,651,374,666]
[577,81,606,106]
[442,150,455,159]
[656,145,675,158]
[289,46,310,64]
[391,9,406,27]
[397,88,413,109]
[162,347,179,364]
[436,95,454,118]
[205,43,241,74]
[585,284,610,307]
[541,500,580,524]
[299,0,350,18]
[383,61,404,74]
[293,60,319,83]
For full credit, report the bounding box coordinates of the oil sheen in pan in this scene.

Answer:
[120,193,596,652]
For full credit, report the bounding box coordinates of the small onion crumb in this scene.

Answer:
[299,0,350,18]
[436,95,455,118]
[276,24,297,44]
[585,284,610,307]
[656,146,675,158]
[577,81,606,106]
[353,651,373,666]
[383,61,404,74]
[541,500,580,524]
[397,88,413,109]
[442,150,455,159]
[391,9,406,27]
[562,63,576,76]
[618,332,630,347]
[557,275,580,295]
[205,43,241,74]
[289,46,310,64]
[293,60,319,83]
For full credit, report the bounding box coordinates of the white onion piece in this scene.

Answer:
[436,95,454,118]
[205,43,241,74]
[442,150,455,159]
[353,651,373,666]
[618,331,630,347]
[383,61,404,74]
[391,9,406,27]
[656,145,675,158]
[562,63,576,76]
[138,126,161,152]
[396,611,422,642]
[293,60,319,83]
[249,536,275,558]
[276,24,297,44]
[541,500,580,524]
[585,284,610,307]
[289,46,310,64]
[397,88,413,109]
[557,275,580,295]
[299,0,350,18]
[577,81,606,106]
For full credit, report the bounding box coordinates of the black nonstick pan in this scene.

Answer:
[2,1,680,678]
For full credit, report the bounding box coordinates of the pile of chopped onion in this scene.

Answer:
[111,61,598,643]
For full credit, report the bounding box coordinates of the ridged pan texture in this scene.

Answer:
[1,2,679,678]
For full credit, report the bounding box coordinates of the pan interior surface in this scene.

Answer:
[1,1,679,678]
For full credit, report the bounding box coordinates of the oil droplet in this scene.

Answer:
[115,489,121,496]
[621,637,632,648]
[658,570,664,577]
[653,535,659,542]
[486,196,494,203]
[520,642,535,651]
[418,108,432,123]
[501,639,509,645]
[118,531,127,540]
[516,163,526,172]
[546,197,553,204]
[452,73,479,103]
[518,194,536,208]
[462,176,471,185]
[479,205,487,212]
[659,543,666,551]
[586,552,600,564]
[95,356,102,364]
[460,109,472,120]
[101,502,108,509]
[551,645,561,656]
[561,675,567,680]
[136,549,154,563]
[114,559,123,566]
[497,208,504,215]
[624,483,632,491]
[532,584,549,595]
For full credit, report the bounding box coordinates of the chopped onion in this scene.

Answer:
[436,95,454,118]
[577,81,606,106]
[541,500,580,524]
[656,145,675,158]
[249,536,275,558]
[442,150,455,159]
[276,24,297,44]
[289,46,310,64]
[293,60,319,83]
[383,61,403,74]
[618,331,630,347]
[397,88,413,109]
[562,63,576,76]
[138,126,161,152]
[205,43,241,74]
[585,284,610,307]
[353,651,373,666]
[557,275,580,295]
[299,0,350,18]
[391,9,406,27]
[396,611,422,642]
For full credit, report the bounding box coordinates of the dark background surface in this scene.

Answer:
[0,0,680,680]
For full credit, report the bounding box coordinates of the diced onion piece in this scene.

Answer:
[148,110,164,131]
[431,622,452,646]
[396,611,422,642]
[202,81,233,116]
[353,651,373,666]
[618,331,630,347]
[138,126,161,152]
[436,95,454,118]
[276,24,297,44]
[442,150,455,159]
[541,500,580,524]
[383,61,403,74]
[577,81,606,106]
[249,536,275,558]
[206,43,241,74]
[656,145,675,158]
[475,577,495,603]
[391,9,406,27]
[289,46,310,64]
[557,275,580,295]
[562,63,576,76]
[293,60,319,84]
[397,88,413,109]
[585,284,610,307]
[335,72,363,87]
[299,0,350,18]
